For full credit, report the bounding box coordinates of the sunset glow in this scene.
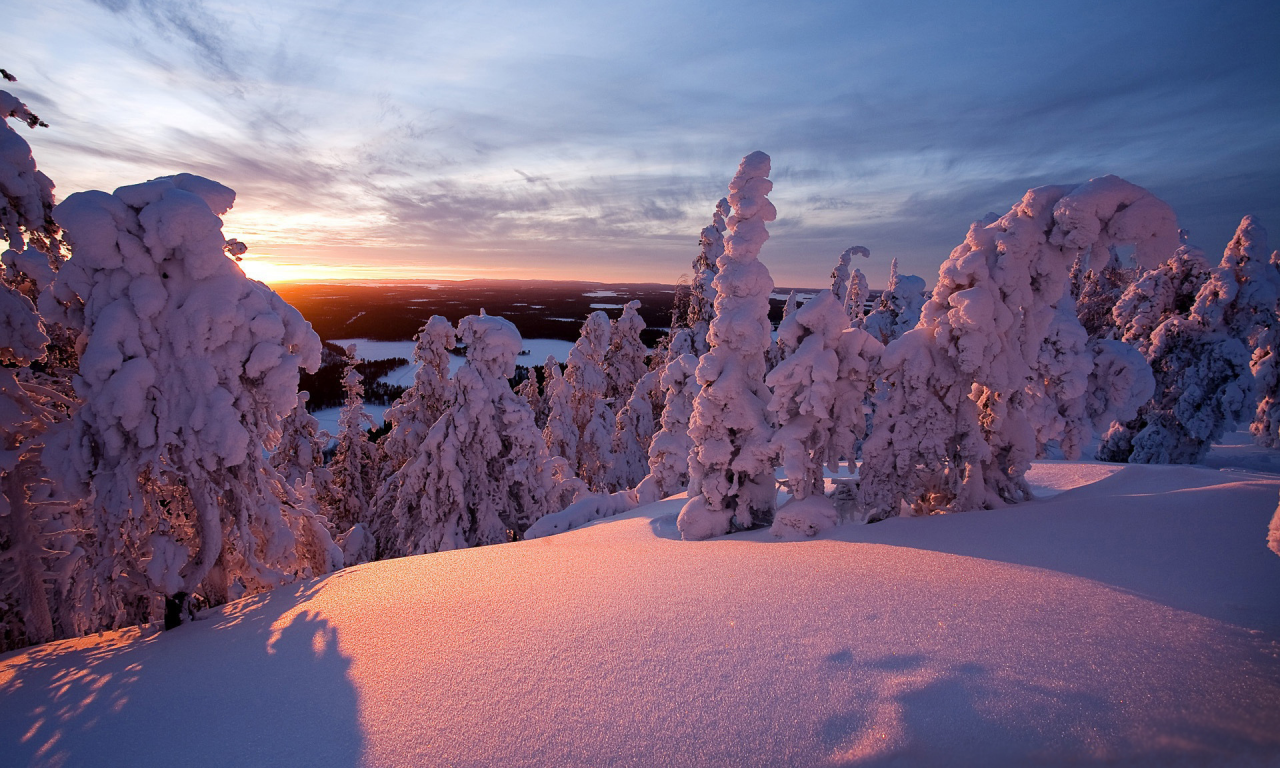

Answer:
[6,1,1275,288]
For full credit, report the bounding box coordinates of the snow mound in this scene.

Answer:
[3,463,1279,767]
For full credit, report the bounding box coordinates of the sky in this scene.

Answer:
[4,0,1278,288]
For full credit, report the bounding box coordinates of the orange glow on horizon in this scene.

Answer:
[236,253,514,285]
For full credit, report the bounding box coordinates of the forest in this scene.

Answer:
[3,77,1279,656]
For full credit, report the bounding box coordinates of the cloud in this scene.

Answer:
[11,0,1278,286]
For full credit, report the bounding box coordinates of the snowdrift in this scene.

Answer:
[2,462,1280,767]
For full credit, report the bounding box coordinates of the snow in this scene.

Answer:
[588,302,623,309]
[3,459,1279,767]
[335,337,572,381]
[582,290,619,297]
[329,338,417,362]
[313,404,389,434]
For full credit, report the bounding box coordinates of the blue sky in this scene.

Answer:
[4,0,1278,287]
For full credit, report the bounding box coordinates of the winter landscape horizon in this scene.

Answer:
[3,1,1280,767]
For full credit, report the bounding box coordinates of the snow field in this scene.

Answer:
[3,461,1278,767]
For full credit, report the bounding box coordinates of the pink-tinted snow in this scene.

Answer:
[2,463,1279,767]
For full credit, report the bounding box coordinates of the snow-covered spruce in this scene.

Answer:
[858,176,1179,519]
[273,391,333,495]
[389,315,553,554]
[1270,493,1280,557]
[323,350,381,533]
[688,198,730,356]
[864,258,927,345]
[1071,247,1134,340]
[379,315,454,476]
[678,152,778,540]
[515,362,546,429]
[645,329,698,499]
[45,175,338,623]
[0,85,58,256]
[604,300,648,403]
[847,268,869,328]
[1101,219,1272,463]
[770,290,800,367]
[766,290,883,537]
[0,279,63,649]
[610,368,659,492]
[543,311,614,492]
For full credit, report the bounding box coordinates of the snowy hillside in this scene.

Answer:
[3,460,1278,767]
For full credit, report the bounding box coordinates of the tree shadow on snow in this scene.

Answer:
[0,576,363,768]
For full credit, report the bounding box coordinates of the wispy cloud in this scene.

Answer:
[6,0,1278,286]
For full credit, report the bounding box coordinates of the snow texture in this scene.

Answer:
[679,152,778,539]
[4,461,1279,767]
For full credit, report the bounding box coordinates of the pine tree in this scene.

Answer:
[1102,218,1274,462]
[609,368,659,492]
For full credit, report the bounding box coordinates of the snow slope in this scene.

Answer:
[2,463,1279,767]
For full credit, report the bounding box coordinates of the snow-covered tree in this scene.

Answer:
[847,268,869,328]
[646,329,698,499]
[678,152,778,540]
[766,291,883,536]
[1250,245,1280,447]
[609,368,659,492]
[688,198,731,356]
[1026,304,1154,460]
[273,391,331,492]
[0,281,66,649]
[1112,245,1212,356]
[858,176,1179,519]
[864,258,927,345]
[604,300,648,403]
[528,355,559,429]
[1072,247,1134,340]
[543,311,614,492]
[389,315,552,554]
[323,350,380,532]
[0,84,57,257]
[1270,494,1280,557]
[1101,218,1273,463]
[828,246,870,326]
[515,367,544,428]
[379,316,454,475]
[769,290,799,368]
[46,174,338,624]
